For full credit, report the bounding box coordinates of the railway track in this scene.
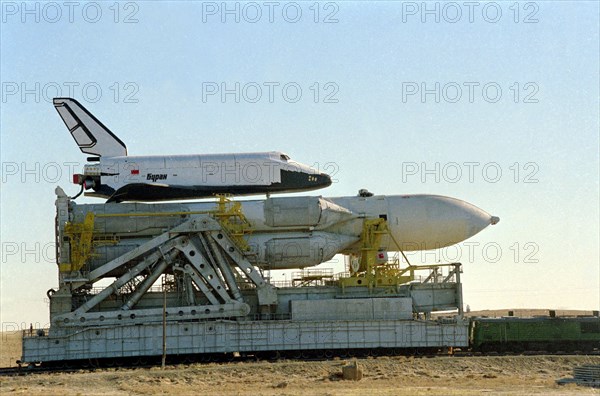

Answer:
[1,349,598,376]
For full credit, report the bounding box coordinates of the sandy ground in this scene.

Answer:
[1,354,599,395]
[0,332,21,369]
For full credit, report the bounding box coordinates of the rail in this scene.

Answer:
[22,327,50,339]
[291,268,334,287]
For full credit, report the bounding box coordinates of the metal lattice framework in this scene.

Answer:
[52,193,277,331]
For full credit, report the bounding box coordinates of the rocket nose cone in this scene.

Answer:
[491,216,500,225]
[387,195,498,251]
[462,204,496,238]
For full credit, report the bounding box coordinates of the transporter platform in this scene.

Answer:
[22,189,469,364]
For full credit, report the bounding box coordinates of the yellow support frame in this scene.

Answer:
[60,213,95,273]
[339,218,414,289]
[213,194,252,252]
[60,213,120,273]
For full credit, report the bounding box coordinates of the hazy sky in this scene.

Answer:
[1,1,598,328]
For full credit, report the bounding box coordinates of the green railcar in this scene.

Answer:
[470,316,600,352]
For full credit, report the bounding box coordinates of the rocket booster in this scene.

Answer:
[65,191,498,272]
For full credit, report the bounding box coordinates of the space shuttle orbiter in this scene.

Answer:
[53,98,332,202]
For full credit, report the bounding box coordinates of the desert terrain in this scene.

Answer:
[1,310,598,395]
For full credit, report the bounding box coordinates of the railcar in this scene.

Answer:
[470,316,600,353]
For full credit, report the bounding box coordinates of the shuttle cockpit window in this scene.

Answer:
[280,154,290,161]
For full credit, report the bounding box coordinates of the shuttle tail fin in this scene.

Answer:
[53,97,127,157]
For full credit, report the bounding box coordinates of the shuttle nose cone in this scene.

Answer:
[319,173,333,188]
[491,216,500,225]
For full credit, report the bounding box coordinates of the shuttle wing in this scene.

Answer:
[106,183,208,203]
